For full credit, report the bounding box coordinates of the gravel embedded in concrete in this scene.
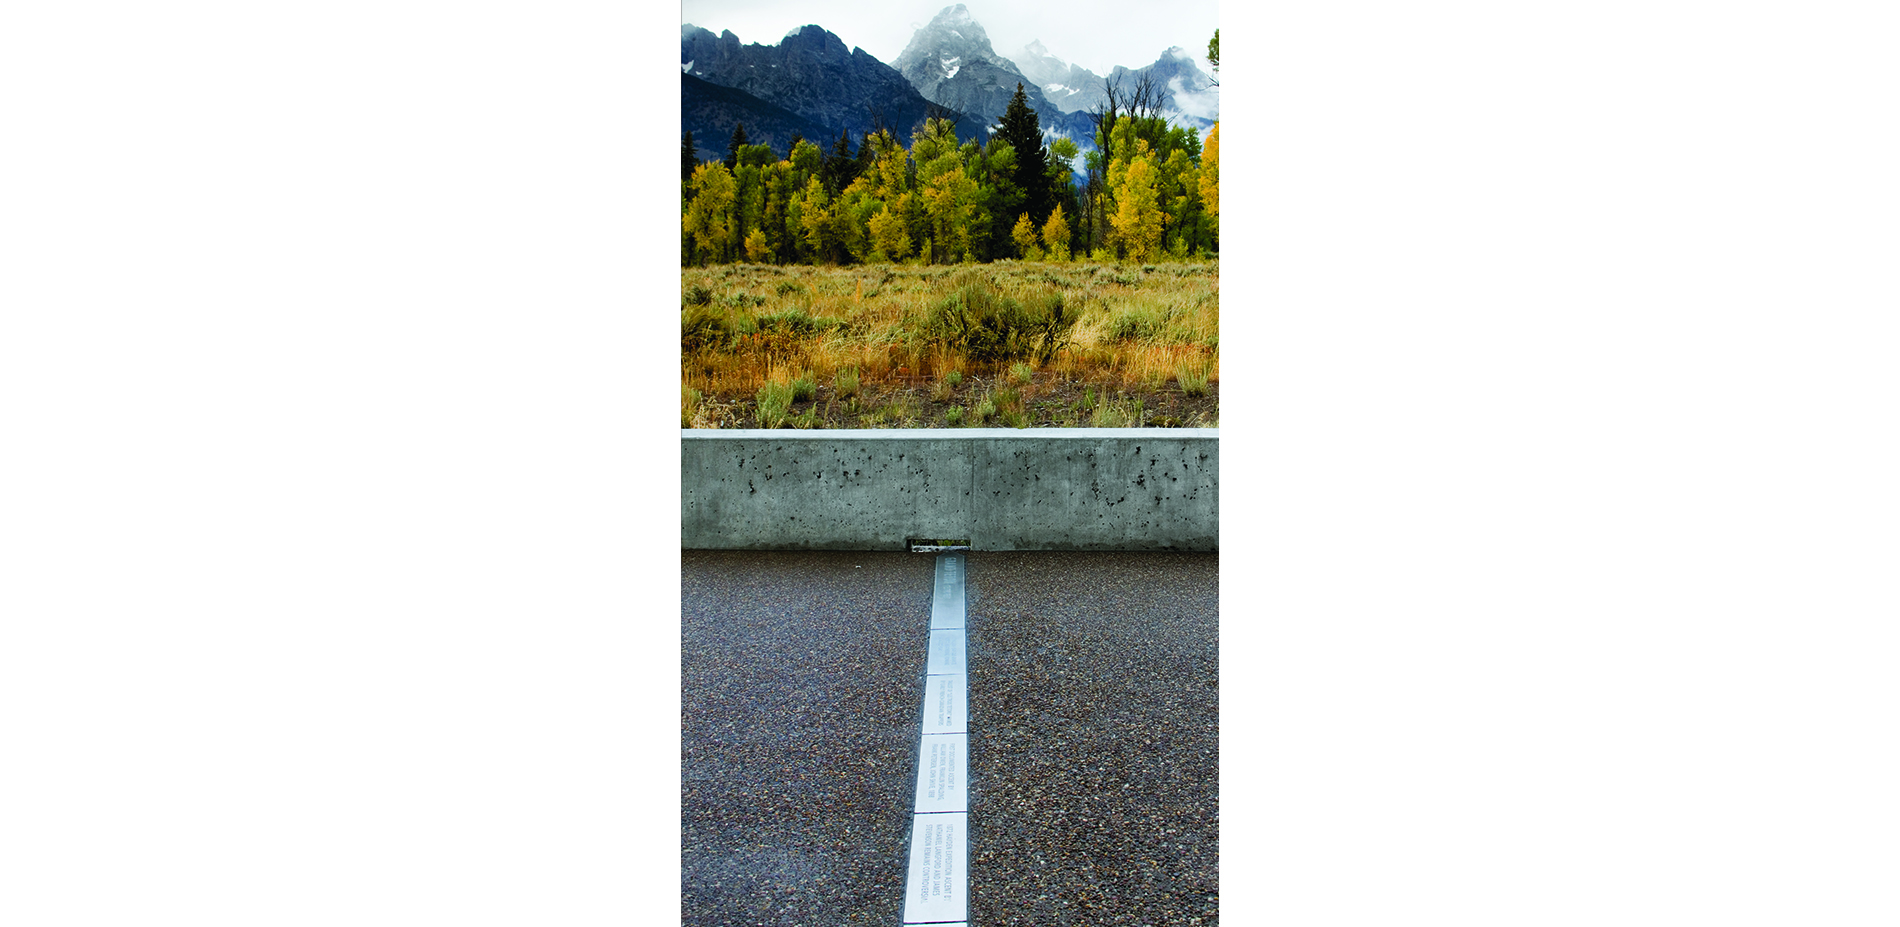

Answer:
[681,551,933,926]
[966,552,1220,926]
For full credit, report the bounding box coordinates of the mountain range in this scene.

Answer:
[681,4,1217,162]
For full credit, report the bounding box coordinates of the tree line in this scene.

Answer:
[680,79,1218,267]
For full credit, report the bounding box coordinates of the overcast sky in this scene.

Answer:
[678,0,1219,78]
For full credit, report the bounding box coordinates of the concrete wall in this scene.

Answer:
[682,428,1217,551]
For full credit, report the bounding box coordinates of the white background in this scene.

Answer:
[3,1,1896,923]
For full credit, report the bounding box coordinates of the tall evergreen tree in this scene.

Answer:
[681,130,697,182]
[854,131,877,178]
[994,83,1053,226]
[725,123,748,171]
[822,129,856,196]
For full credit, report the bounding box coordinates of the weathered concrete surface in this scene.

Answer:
[681,429,1218,551]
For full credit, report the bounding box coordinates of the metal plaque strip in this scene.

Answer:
[913,733,968,813]
[902,811,968,924]
[925,629,966,676]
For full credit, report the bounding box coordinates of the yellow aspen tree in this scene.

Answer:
[744,227,771,263]
[1041,202,1071,262]
[1011,212,1042,261]
[682,161,736,264]
[868,130,910,202]
[799,175,831,263]
[868,195,912,262]
[1110,144,1165,262]
[1200,121,1219,239]
[923,165,976,263]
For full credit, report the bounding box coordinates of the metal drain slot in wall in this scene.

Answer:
[908,538,971,552]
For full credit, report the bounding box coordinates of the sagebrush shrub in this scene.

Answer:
[755,381,793,428]
[920,273,1077,365]
[681,306,731,353]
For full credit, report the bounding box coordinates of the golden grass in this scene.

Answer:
[681,259,1219,411]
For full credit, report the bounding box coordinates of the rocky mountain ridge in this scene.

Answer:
[680,7,1217,161]
[1006,39,1110,115]
[681,23,940,149]
[887,4,1092,140]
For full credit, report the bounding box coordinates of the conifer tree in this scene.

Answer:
[681,130,697,182]
[823,129,858,196]
[994,83,1053,227]
[725,124,748,171]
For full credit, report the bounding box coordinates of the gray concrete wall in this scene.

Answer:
[681,429,1218,551]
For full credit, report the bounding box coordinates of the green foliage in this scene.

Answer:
[1010,362,1034,384]
[1091,397,1145,427]
[995,83,1052,225]
[920,272,1078,365]
[945,404,965,427]
[790,372,816,402]
[753,307,841,337]
[681,305,732,353]
[681,385,702,428]
[683,104,1212,269]
[755,381,793,428]
[683,283,713,306]
[1177,364,1210,397]
[1105,300,1207,345]
[866,397,920,426]
[973,393,997,424]
[931,369,962,402]
[834,366,859,399]
[991,385,1028,427]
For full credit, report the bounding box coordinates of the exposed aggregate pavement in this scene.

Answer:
[966,552,1219,926]
[682,551,931,926]
[682,549,1218,926]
